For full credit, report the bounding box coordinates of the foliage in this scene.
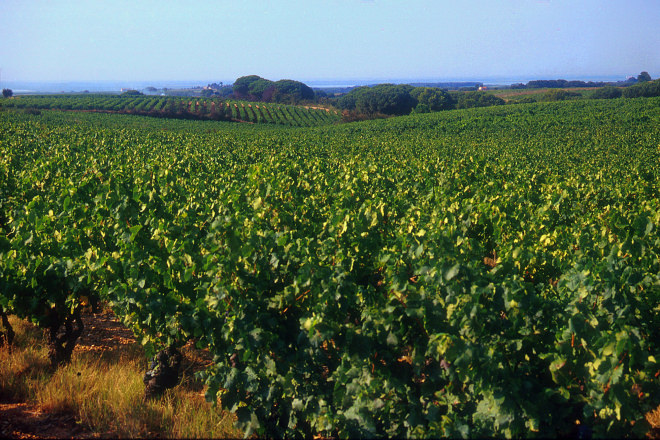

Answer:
[637,71,652,83]
[526,79,606,88]
[0,98,659,437]
[233,75,315,104]
[337,84,418,116]
[410,87,455,112]
[272,79,315,104]
[623,79,660,98]
[542,89,582,102]
[232,75,263,98]
[591,86,622,99]
[456,91,505,109]
[249,78,276,99]
[2,89,13,98]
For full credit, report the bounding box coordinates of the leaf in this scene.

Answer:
[549,358,566,372]
[601,343,615,357]
[129,224,142,242]
[414,244,424,258]
[292,398,304,411]
[444,264,460,281]
[386,332,398,346]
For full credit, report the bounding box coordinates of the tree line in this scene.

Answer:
[511,71,653,89]
[335,84,506,119]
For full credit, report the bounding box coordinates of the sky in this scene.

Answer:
[1,0,659,84]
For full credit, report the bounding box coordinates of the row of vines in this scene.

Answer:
[0,98,659,437]
[0,95,341,127]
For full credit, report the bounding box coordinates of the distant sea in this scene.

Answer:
[1,80,219,94]
[2,75,629,94]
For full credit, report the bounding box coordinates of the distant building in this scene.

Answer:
[478,86,488,91]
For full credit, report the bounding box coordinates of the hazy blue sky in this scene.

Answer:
[1,0,658,83]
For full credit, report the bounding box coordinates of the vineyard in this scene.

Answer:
[0,97,659,438]
[0,94,341,127]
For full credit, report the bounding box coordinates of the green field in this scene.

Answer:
[0,97,659,437]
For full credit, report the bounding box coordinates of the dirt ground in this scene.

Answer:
[0,310,136,439]
[0,401,105,439]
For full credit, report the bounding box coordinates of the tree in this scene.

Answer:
[337,84,417,116]
[337,84,457,117]
[623,79,660,98]
[232,75,264,99]
[2,89,13,98]
[411,103,431,114]
[272,79,315,104]
[410,87,455,111]
[232,76,315,104]
[637,71,652,82]
[336,87,365,111]
[248,78,275,100]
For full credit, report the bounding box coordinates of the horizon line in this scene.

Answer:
[1,73,636,84]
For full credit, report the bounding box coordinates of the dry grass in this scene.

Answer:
[0,316,52,401]
[0,314,238,438]
[647,405,660,439]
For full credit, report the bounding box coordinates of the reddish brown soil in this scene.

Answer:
[0,401,107,439]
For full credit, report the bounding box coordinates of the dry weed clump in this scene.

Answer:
[647,405,660,439]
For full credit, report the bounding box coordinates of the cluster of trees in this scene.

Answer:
[337,84,504,117]
[201,83,233,98]
[337,84,418,116]
[231,75,315,104]
[332,73,658,119]
[2,89,13,98]
[120,89,144,96]
[571,76,659,100]
[512,79,613,89]
[511,72,653,90]
[621,78,660,98]
[454,91,505,108]
[636,71,653,82]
